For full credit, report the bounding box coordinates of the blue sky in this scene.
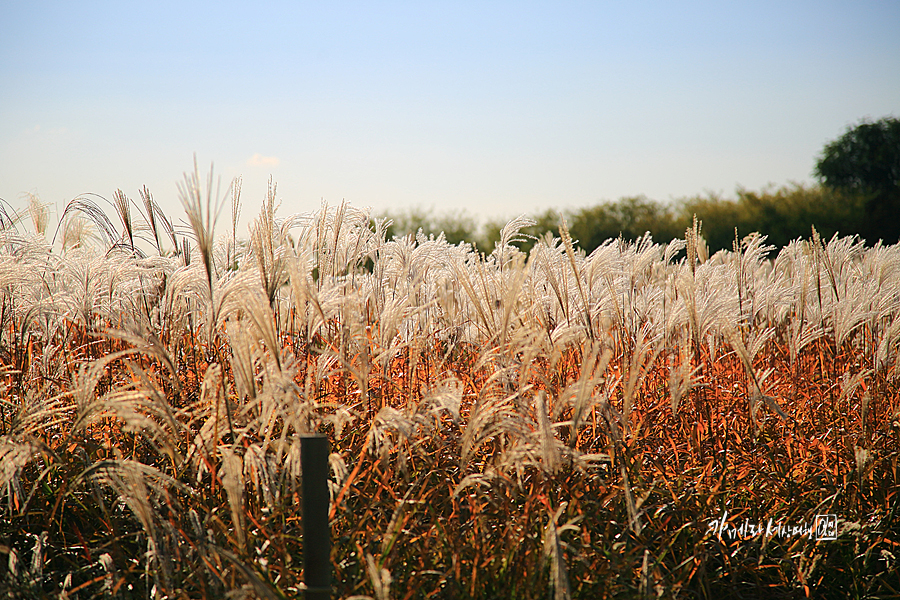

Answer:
[1,1,898,231]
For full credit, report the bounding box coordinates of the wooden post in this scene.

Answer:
[301,435,331,600]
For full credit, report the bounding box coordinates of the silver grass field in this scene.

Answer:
[0,167,898,599]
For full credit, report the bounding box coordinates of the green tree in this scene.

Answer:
[814,116,900,244]
[484,197,684,257]
[380,207,478,247]
[680,185,866,253]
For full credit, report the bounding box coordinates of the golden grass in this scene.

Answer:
[0,182,898,598]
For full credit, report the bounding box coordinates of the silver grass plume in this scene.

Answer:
[1,437,38,514]
[419,378,463,424]
[230,175,242,270]
[876,317,900,376]
[138,185,177,255]
[56,195,120,248]
[493,251,527,347]
[60,214,93,250]
[219,445,247,551]
[854,445,872,482]
[139,185,161,253]
[177,157,228,336]
[453,465,504,498]
[79,459,187,591]
[534,234,572,332]
[461,387,528,467]
[668,343,698,416]
[26,193,49,236]
[328,452,349,506]
[778,240,823,365]
[543,503,578,600]
[240,285,285,374]
[725,325,789,426]
[28,531,47,584]
[558,216,594,340]
[113,189,134,251]
[227,319,259,402]
[622,324,664,427]
[535,391,560,474]
[492,214,535,267]
[99,552,116,594]
[250,177,290,307]
[452,252,498,337]
[557,344,613,447]
[365,552,393,600]
[70,345,182,457]
[244,443,278,508]
[370,406,416,464]
[324,407,357,441]
[685,215,705,276]
[185,363,231,471]
[380,485,418,562]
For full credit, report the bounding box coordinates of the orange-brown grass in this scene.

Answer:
[3,319,896,599]
[0,193,898,598]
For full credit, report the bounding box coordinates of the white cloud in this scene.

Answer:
[247,153,280,167]
[24,125,68,138]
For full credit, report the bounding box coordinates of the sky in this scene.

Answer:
[1,1,899,233]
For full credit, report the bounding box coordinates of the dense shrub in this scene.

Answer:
[382,184,870,256]
[683,184,867,252]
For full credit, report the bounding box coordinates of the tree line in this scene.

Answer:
[381,116,900,255]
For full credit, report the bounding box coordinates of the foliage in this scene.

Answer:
[683,184,867,252]
[382,183,870,258]
[380,207,479,248]
[815,116,900,244]
[567,195,683,251]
